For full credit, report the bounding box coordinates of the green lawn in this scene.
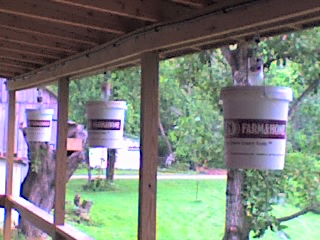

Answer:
[66,179,320,240]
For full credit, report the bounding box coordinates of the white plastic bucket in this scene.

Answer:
[26,108,54,142]
[220,86,293,170]
[86,101,127,149]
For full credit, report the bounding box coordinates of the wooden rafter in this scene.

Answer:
[0,70,16,78]
[0,27,79,54]
[0,58,40,70]
[0,62,33,71]
[0,0,148,34]
[0,66,26,75]
[0,44,61,60]
[171,0,206,8]
[52,0,194,22]
[0,13,104,46]
[1,50,52,66]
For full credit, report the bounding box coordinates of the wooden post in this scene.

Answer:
[3,90,16,240]
[138,52,159,240]
[54,78,69,232]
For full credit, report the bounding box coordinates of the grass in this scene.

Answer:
[66,179,320,240]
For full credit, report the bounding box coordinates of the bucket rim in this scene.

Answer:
[220,86,293,101]
[26,108,55,114]
[86,100,127,109]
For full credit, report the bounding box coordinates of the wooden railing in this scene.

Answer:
[1,195,93,240]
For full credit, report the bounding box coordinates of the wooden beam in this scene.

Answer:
[0,0,144,34]
[138,52,159,240]
[7,0,320,90]
[52,0,194,22]
[8,195,94,240]
[54,77,69,226]
[3,90,16,240]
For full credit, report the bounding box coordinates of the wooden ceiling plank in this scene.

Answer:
[0,68,20,76]
[0,58,41,70]
[7,0,320,90]
[0,41,66,59]
[0,0,145,34]
[0,27,80,54]
[51,0,194,22]
[0,46,61,60]
[0,13,103,46]
[171,0,204,8]
[0,74,13,78]
[0,66,25,74]
[0,62,32,72]
[1,51,51,66]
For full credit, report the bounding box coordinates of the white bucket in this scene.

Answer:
[26,109,54,142]
[220,86,293,170]
[86,101,127,149]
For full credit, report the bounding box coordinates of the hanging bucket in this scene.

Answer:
[86,101,127,149]
[220,86,293,170]
[25,109,54,142]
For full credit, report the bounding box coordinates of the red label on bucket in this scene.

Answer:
[28,120,51,128]
[89,119,121,130]
[224,119,287,139]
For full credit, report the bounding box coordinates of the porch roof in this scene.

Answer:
[0,0,319,90]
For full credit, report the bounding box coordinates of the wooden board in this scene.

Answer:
[138,52,159,240]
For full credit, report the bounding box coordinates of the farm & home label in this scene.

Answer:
[28,120,51,128]
[224,119,286,139]
[224,119,287,157]
[89,119,121,131]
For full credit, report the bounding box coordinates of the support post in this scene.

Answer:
[4,90,16,240]
[138,52,159,240]
[54,77,69,231]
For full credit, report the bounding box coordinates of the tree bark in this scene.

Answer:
[107,149,116,182]
[224,170,249,240]
[221,44,250,240]
[158,116,173,155]
[19,123,87,239]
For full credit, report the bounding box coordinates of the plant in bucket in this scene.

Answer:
[220,43,293,170]
[25,88,54,142]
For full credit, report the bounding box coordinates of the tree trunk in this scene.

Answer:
[19,123,87,239]
[223,170,249,240]
[221,44,251,240]
[158,116,173,155]
[107,149,116,182]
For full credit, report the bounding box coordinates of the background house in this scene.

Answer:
[89,136,140,170]
[0,78,58,158]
